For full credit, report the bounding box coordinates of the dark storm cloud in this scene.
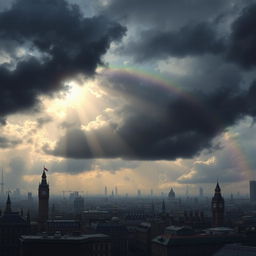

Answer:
[0,0,125,117]
[178,162,246,184]
[45,71,256,160]
[124,22,225,61]
[50,158,93,174]
[108,1,256,70]
[101,0,229,27]
[227,3,256,69]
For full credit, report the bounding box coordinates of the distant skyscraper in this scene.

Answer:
[137,189,141,197]
[105,186,108,196]
[115,186,118,196]
[0,168,4,196]
[74,196,85,214]
[185,185,189,197]
[211,182,224,227]
[250,181,256,201]
[150,189,153,197]
[199,187,204,197]
[28,192,33,201]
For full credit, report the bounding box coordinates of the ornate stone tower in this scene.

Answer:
[168,187,175,200]
[38,169,49,225]
[211,182,224,227]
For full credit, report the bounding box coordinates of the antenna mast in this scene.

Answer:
[0,168,4,195]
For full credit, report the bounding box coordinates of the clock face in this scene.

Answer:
[41,190,47,196]
[213,203,217,208]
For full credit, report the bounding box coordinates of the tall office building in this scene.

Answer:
[74,196,85,214]
[250,180,256,201]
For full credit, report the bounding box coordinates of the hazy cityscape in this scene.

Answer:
[1,168,256,255]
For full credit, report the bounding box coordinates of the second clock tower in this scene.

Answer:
[211,182,224,227]
[38,168,49,225]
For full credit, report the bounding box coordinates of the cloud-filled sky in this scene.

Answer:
[0,0,256,196]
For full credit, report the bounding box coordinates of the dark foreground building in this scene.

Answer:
[20,233,111,256]
[151,233,241,256]
[0,195,30,256]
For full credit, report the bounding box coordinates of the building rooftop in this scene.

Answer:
[47,220,79,223]
[214,244,256,256]
[152,233,242,247]
[21,233,109,243]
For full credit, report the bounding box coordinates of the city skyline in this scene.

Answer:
[0,0,256,195]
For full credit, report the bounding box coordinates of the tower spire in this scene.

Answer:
[5,193,12,214]
[40,168,47,185]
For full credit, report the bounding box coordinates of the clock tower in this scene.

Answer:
[211,182,224,227]
[38,169,49,225]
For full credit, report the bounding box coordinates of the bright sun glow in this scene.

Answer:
[44,79,105,121]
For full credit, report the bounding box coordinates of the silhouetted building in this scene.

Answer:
[162,200,166,214]
[74,196,84,214]
[152,232,241,256]
[181,211,209,229]
[47,220,81,235]
[165,226,194,236]
[38,169,49,228]
[212,182,225,227]
[92,217,128,256]
[28,192,33,202]
[20,233,111,256]
[168,188,175,200]
[214,244,256,256]
[0,194,30,256]
[199,187,204,197]
[250,180,256,201]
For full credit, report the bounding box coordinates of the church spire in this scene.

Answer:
[5,193,12,214]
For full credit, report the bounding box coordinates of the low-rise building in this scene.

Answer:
[20,233,111,256]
